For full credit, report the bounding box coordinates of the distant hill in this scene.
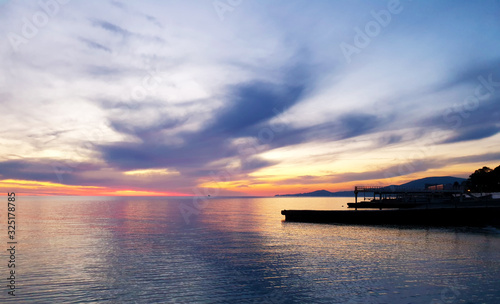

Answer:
[275,190,350,197]
[396,176,466,189]
[275,176,466,197]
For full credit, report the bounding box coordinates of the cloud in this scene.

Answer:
[109,115,185,141]
[79,37,112,53]
[449,152,500,164]
[257,112,386,151]
[0,158,208,194]
[240,157,277,172]
[441,126,500,144]
[274,151,500,187]
[427,95,500,144]
[97,64,311,174]
[202,79,307,137]
[436,59,500,93]
[337,114,381,139]
[0,159,95,185]
[91,19,131,37]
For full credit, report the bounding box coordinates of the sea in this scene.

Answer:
[3,196,500,303]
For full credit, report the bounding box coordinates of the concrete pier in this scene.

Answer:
[281,207,500,226]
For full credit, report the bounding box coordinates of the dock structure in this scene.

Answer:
[281,185,500,226]
[353,185,465,208]
[281,207,500,226]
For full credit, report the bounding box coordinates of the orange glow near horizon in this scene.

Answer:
[201,167,474,197]
[0,179,191,197]
[0,161,489,197]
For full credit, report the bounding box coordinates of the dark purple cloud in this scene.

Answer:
[92,19,131,37]
[97,67,311,176]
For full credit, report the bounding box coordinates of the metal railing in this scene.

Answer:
[355,186,464,193]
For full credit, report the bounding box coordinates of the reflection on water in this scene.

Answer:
[5,196,500,303]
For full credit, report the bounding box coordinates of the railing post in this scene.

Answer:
[354,187,358,204]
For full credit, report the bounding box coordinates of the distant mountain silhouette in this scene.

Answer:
[275,176,466,197]
[395,176,466,189]
[275,190,345,197]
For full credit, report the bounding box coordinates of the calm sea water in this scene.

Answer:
[3,196,500,303]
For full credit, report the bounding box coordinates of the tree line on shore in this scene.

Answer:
[466,165,500,193]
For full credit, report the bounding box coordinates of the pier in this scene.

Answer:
[351,184,467,210]
[281,185,500,226]
[281,207,500,226]
[354,185,465,201]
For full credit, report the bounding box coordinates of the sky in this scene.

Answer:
[0,0,499,196]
